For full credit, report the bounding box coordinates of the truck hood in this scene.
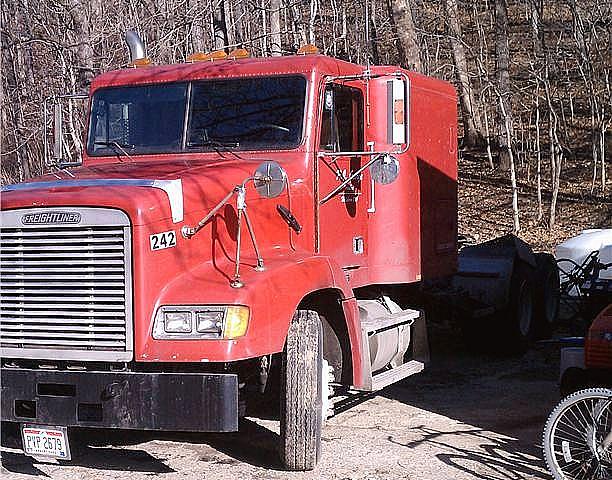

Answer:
[0,159,272,226]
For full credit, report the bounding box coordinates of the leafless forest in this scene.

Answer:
[1,0,610,243]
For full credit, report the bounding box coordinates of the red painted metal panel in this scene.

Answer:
[586,304,612,370]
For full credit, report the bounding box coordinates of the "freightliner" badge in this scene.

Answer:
[21,211,82,225]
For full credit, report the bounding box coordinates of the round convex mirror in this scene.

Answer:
[253,161,287,198]
[370,154,400,184]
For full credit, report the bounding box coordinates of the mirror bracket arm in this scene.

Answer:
[367,141,376,213]
[181,188,237,239]
[319,155,381,205]
[183,161,287,286]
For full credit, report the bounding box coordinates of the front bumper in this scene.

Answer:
[1,368,238,432]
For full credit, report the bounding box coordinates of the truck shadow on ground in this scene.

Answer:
[2,432,175,477]
[389,425,549,480]
[380,325,560,480]
[1,447,174,476]
[1,417,281,476]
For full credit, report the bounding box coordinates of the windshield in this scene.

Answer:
[87,75,307,156]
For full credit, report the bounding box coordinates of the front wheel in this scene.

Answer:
[279,310,323,471]
[543,388,612,480]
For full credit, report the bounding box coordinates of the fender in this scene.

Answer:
[137,250,363,386]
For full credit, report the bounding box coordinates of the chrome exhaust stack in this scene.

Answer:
[125,31,146,63]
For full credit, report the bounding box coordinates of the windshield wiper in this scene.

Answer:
[187,138,239,149]
[94,141,135,162]
[187,138,242,160]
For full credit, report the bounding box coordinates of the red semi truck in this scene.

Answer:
[0,34,553,470]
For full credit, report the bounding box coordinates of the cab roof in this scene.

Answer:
[91,53,455,100]
[91,54,364,90]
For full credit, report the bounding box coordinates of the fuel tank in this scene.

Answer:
[358,298,411,372]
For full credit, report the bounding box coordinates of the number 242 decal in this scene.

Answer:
[150,231,177,251]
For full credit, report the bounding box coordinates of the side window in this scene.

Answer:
[319,85,364,152]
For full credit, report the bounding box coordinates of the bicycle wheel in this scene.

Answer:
[543,388,612,480]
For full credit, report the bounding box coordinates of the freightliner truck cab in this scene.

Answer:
[0,35,458,470]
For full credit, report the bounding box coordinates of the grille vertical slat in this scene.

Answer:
[0,208,133,361]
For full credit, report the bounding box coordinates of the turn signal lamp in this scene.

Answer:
[128,57,152,68]
[297,44,319,55]
[223,306,250,339]
[228,48,250,60]
[187,50,228,62]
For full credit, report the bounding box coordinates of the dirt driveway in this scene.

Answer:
[1,327,560,480]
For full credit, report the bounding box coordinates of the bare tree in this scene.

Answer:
[67,0,98,90]
[289,1,308,49]
[445,0,485,148]
[270,0,282,55]
[212,0,229,50]
[367,0,381,64]
[387,0,422,71]
[528,0,544,57]
[499,95,521,233]
[494,0,513,168]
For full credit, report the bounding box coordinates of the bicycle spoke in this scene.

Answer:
[544,390,612,480]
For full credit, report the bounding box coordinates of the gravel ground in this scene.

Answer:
[0,327,561,480]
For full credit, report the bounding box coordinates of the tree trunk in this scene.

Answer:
[528,0,544,56]
[543,68,563,229]
[224,0,235,48]
[289,0,308,49]
[445,0,484,148]
[192,1,207,53]
[212,0,228,51]
[494,0,513,168]
[8,1,32,179]
[499,94,520,233]
[535,84,543,221]
[387,0,422,72]
[308,0,318,45]
[67,0,96,90]
[270,0,282,55]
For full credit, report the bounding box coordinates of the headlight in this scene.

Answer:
[164,311,192,333]
[196,311,224,334]
[152,305,249,340]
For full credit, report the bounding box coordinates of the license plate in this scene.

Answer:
[21,425,71,460]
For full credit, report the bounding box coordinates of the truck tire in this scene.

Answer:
[533,253,560,339]
[279,310,323,471]
[503,262,535,353]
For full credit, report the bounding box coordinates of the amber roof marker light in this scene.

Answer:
[228,48,250,60]
[187,50,228,62]
[297,44,319,55]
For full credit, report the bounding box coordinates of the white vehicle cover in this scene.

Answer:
[556,229,612,282]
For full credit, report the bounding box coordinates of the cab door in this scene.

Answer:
[316,83,369,273]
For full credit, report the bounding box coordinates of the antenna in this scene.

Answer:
[364,0,371,67]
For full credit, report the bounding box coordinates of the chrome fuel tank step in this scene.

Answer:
[356,297,429,391]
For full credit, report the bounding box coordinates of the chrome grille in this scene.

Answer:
[0,208,133,361]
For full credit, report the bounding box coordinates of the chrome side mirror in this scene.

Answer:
[253,161,287,198]
[44,94,88,168]
[370,153,400,184]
